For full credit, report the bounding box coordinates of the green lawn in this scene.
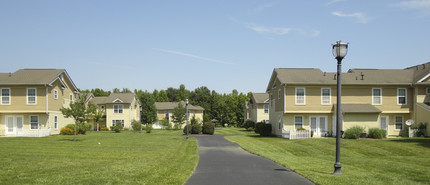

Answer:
[215,127,259,135]
[0,131,198,185]
[225,133,430,185]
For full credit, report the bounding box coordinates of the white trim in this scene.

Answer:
[1,88,11,105]
[417,73,430,83]
[114,104,123,114]
[263,105,269,114]
[54,116,58,129]
[397,88,407,105]
[113,98,124,103]
[30,115,39,130]
[294,115,304,130]
[426,88,430,94]
[69,94,73,104]
[27,88,37,105]
[380,116,389,135]
[285,110,333,113]
[394,115,403,131]
[321,88,331,105]
[372,88,382,105]
[295,88,305,105]
[309,116,328,136]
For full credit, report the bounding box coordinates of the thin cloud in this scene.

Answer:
[252,3,275,13]
[245,23,320,37]
[154,48,235,65]
[332,11,371,24]
[326,0,347,5]
[393,0,430,9]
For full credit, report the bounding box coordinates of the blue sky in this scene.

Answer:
[1,0,429,94]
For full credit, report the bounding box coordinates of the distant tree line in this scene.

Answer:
[81,85,250,127]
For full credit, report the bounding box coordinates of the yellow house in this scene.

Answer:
[266,62,430,137]
[0,69,78,137]
[154,101,204,128]
[89,93,141,130]
[244,93,269,123]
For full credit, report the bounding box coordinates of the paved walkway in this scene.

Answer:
[185,135,314,185]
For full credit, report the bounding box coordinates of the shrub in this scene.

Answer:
[132,120,142,131]
[344,126,365,139]
[296,127,306,131]
[411,122,428,137]
[243,120,255,131]
[60,127,74,135]
[191,124,202,134]
[259,123,272,137]
[368,128,387,139]
[254,122,265,134]
[145,124,153,133]
[160,118,172,130]
[183,125,190,134]
[202,122,215,135]
[110,121,123,133]
[100,125,109,131]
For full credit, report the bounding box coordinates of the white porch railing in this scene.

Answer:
[282,129,311,140]
[20,129,51,137]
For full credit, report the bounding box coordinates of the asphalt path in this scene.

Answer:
[185,135,314,185]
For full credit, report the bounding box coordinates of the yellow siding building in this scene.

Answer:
[154,101,204,129]
[266,63,430,137]
[244,93,269,123]
[0,69,78,137]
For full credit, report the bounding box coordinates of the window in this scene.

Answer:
[372,88,382,105]
[54,116,58,129]
[165,111,170,121]
[295,88,305,105]
[114,105,123,114]
[30,115,39,129]
[294,116,303,129]
[398,88,407,105]
[1,88,10,105]
[54,90,58,99]
[27,88,36,104]
[321,88,331,105]
[427,88,430,94]
[270,94,273,107]
[112,120,124,127]
[69,94,73,104]
[101,105,105,109]
[395,116,403,130]
[278,89,281,99]
[264,105,269,114]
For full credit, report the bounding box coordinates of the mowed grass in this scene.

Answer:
[215,127,258,135]
[226,133,430,185]
[0,131,198,185]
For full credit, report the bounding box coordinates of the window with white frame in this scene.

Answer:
[397,88,407,105]
[165,110,170,121]
[321,88,331,105]
[114,105,123,114]
[30,115,39,129]
[112,120,124,127]
[69,94,73,104]
[54,90,58,99]
[427,88,430,94]
[1,88,10,105]
[278,89,281,99]
[27,88,36,104]
[264,105,269,114]
[372,88,382,105]
[294,116,303,129]
[54,116,58,129]
[295,88,305,105]
[395,116,403,130]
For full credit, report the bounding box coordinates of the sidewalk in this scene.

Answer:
[185,135,314,185]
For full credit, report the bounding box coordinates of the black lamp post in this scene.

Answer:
[332,40,348,175]
[185,99,189,141]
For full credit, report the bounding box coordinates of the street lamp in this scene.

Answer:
[332,40,348,175]
[185,99,189,141]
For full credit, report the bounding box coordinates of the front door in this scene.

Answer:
[5,115,24,136]
[380,116,388,135]
[310,116,328,136]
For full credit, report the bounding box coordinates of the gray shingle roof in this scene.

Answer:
[251,93,269,104]
[90,93,138,104]
[338,104,382,113]
[155,101,204,111]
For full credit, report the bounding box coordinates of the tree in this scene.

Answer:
[190,86,212,122]
[91,88,110,96]
[139,91,157,124]
[92,107,105,131]
[60,94,96,141]
[171,102,186,129]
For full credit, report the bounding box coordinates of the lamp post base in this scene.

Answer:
[333,162,342,175]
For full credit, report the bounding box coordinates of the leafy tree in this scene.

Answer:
[112,88,121,93]
[171,102,186,129]
[60,94,96,141]
[139,91,157,124]
[190,86,212,122]
[92,107,105,131]
[153,89,169,102]
[91,88,110,96]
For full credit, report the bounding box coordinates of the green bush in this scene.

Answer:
[110,121,123,133]
[191,124,202,134]
[259,123,272,137]
[368,128,387,139]
[411,122,428,137]
[145,124,153,133]
[244,120,255,131]
[202,122,215,135]
[254,122,264,134]
[344,126,365,139]
[296,127,306,131]
[132,120,142,131]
